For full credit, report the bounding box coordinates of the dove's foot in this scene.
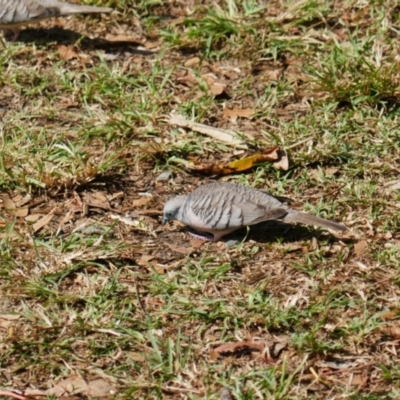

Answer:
[188,230,215,241]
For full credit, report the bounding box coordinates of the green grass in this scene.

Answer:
[0,0,400,398]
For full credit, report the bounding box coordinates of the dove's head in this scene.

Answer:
[162,195,187,225]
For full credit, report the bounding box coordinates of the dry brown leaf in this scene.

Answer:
[0,314,20,320]
[136,255,155,267]
[325,167,340,176]
[90,192,108,203]
[189,239,205,249]
[64,193,84,214]
[59,97,79,110]
[222,108,255,121]
[209,82,226,96]
[184,57,200,67]
[12,194,32,206]
[136,209,161,216]
[281,243,304,253]
[151,264,166,274]
[265,68,281,80]
[32,210,55,233]
[0,196,16,209]
[86,379,114,397]
[127,352,146,362]
[203,73,227,96]
[273,340,288,355]
[0,314,20,329]
[168,16,185,25]
[9,208,29,217]
[26,376,86,397]
[166,243,193,255]
[83,193,111,210]
[12,195,22,202]
[59,211,75,225]
[209,350,219,361]
[108,192,124,201]
[0,195,28,216]
[146,297,166,308]
[57,45,80,60]
[25,376,114,398]
[354,240,368,258]
[380,310,400,320]
[384,180,400,193]
[130,197,153,208]
[105,34,142,44]
[176,70,198,85]
[25,214,44,222]
[382,323,400,337]
[273,149,289,171]
[348,373,368,388]
[210,340,265,361]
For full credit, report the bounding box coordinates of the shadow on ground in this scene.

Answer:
[12,27,155,56]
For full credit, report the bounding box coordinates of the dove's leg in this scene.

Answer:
[10,29,20,42]
[2,29,20,42]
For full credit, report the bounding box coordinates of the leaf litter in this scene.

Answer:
[187,146,288,175]
[0,0,400,399]
[25,375,115,398]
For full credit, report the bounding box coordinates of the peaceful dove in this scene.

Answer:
[163,182,347,241]
[0,0,112,41]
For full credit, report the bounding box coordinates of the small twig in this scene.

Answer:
[166,113,248,149]
[309,367,331,387]
[135,277,147,316]
[285,136,313,149]
[0,391,27,400]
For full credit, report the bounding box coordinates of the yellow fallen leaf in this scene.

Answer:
[191,147,282,175]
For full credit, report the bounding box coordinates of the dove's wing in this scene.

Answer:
[187,186,288,231]
[0,0,112,28]
[0,0,47,26]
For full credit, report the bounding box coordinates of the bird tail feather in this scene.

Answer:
[283,211,347,232]
[59,5,112,15]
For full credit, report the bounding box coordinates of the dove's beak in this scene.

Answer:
[162,216,168,225]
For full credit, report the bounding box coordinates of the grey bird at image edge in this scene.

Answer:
[0,0,112,41]
[163,182,347,241]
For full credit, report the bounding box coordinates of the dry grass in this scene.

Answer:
[0,0,400,399]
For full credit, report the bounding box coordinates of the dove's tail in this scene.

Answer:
[283,210,347,232]
[59,4,113,15]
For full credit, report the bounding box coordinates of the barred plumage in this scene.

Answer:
[163,182,347,241]
[0,0,112,40]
